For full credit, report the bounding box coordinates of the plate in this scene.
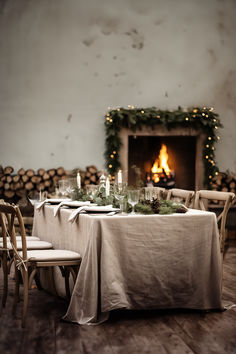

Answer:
[46,198,71,204]
[84,205,119,213]
[62,201,91,207]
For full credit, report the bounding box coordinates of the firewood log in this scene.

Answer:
[37,168,45,176]
[44,180,52,188]
[48,168,56,177]
[25,169,35,177]
[4,190,14,199]
[4,183,10,190]
[21,175,29,183]
[4,166,14,175]
[12,175,20,183]
[17,168,25,176]
[31,175,42,184]
[0,165,3,175]
[6,175,13,183]
[56,167,65,176]
[0,181,3,188]
[42,172,50,180]
[86,165,98,174]
[25,182,34,191]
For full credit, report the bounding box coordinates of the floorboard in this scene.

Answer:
[0,241,235,354]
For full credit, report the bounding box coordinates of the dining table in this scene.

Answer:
[32,203,223,325]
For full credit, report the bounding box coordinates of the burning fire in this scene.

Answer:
[151,144,172,183]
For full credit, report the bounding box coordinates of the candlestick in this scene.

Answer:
[117,170,122,184]
[77,173,81,189]
[105,177,110,197]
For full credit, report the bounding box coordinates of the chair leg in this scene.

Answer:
[2,252,8,308]
[21,269,29,328]
[64,267,71,299]
[12,267,20,315]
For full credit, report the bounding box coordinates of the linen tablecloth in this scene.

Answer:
[32,206,223,325]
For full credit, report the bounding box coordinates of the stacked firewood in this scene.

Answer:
[0,164,103,203]
[0,165,69,202]
[79,165,103,187]
[211,171,236,204]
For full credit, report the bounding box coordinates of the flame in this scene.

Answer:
[151,144,172,179]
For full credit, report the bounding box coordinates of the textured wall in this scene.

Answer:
[0,0,235,171]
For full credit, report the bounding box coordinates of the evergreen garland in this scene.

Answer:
[104,106,222,187]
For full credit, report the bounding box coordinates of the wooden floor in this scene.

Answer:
[0,242,236,354]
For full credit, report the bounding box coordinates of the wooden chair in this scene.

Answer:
[144,187,167,200]
[166,188,195,207]
[0,202,53,308]
[0,204,81,327]
[194,190,235,253]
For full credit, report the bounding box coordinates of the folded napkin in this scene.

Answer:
[68,207,87,223]
[54,201,91,217]
[36,199,49,211]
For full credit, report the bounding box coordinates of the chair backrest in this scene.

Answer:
[0,203,17,250]
[0,203,28,261]
[144,187,167,200]
[166,188,195,207]
[194,190,235,252]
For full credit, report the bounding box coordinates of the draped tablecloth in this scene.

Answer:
[32,206,223,325]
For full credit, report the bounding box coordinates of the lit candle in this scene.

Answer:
[117,170,122,184]
[106,177,110,197]
[77,172,81,189]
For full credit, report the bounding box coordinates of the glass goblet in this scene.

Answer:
[127,189,140,215]
[58,179,69,198]
[66,178,77,199]
[113,183,127,214]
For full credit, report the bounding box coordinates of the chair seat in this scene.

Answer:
[9,236,40,241]
[0,240,53,250]
[19,249,81,261]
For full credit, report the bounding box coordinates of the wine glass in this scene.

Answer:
[66,178,77,199]
[127,189,140,215]
[86,185,98,201]
[58,179,69,198]
[113,183,127,214]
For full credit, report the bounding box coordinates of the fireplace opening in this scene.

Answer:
[128,136,196,190]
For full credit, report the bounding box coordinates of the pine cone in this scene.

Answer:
[151,198,160,214]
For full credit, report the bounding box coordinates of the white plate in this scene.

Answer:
[84,205,119,213]
[46,198,71,204]
[62,201,91,207]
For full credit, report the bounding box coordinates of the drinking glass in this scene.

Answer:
[58,179,69,198]
[113,183,127,214]
[86,185,98,200]
[127,189,140,215]
[66,178,77,198]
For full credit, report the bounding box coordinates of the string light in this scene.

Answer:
[212,147,215,150]
[185,117,189,121]
[110,154,114,158]
[210,107,214,111]
[206,144,209,148]
[208,137,212,140]
[215,126,218,129]
[109,164,112,168]
[117,108,120,112]
[209,175,212,179]
[113,151,116,154]
[205,155,209,159]
[141,110,145,114]
[202,113,205,116]
[215,172,218,175]
[213,119,217,122]
[156,115,161,119]
[193,109,198,113]
[205,115,208,118]
[217,136,220,140]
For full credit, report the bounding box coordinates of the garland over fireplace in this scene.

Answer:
[104,106,222,188]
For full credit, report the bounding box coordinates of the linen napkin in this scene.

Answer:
[54,201,90,217]
[35,199,49,211]
[68,207,87,223]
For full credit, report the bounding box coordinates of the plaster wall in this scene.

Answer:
[0,0,235,172]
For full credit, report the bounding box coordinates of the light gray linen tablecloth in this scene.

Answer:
[32,206,223,325]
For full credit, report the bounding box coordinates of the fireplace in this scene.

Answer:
[119,126,205,190]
